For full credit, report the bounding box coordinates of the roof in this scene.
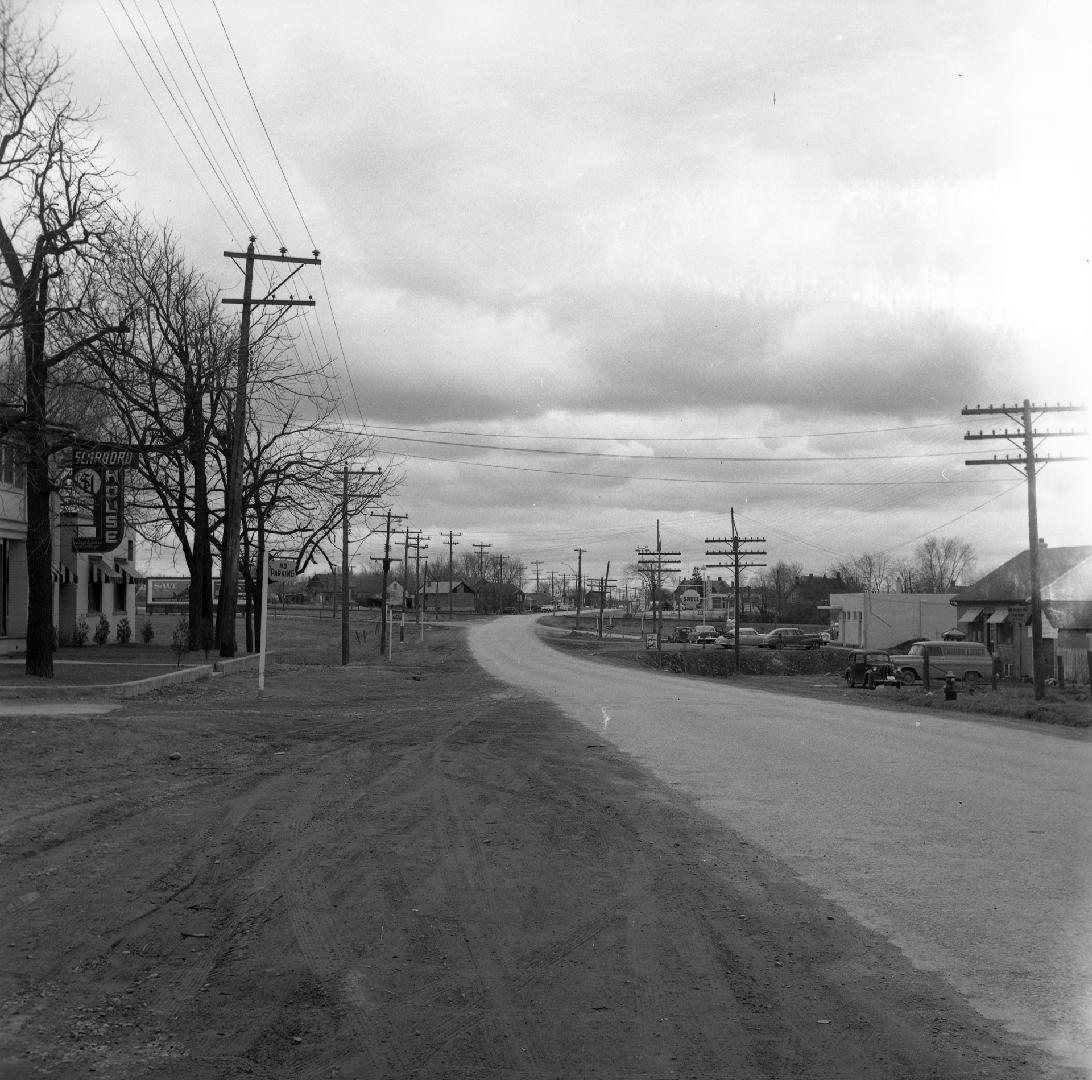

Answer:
[958,545,1092,604]
[421,579,476,596]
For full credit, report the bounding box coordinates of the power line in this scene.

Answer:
[364,420,959,442]
[389,449,1001,486]
[371,432,964,462]
[157,0,284,245]
[117,0,253,233]
[99,1,239,240]
[211,0,316,250]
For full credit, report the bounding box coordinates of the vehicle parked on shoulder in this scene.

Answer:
[844,649,902,689]
[715,627,762,647]
[669,625,693,644]
[693,625,719,645]
[758,627,822,650]
[889,640,993,686]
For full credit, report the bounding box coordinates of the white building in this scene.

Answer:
[0,443,142,656]
[823,591,957,650]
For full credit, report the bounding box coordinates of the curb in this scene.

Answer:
[0,652,267,700]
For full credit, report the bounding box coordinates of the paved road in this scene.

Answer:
[468,615,1092,1075]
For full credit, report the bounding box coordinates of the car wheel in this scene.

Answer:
[964,671,981,687]
[900,669,917,685]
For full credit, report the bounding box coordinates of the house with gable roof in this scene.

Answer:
[951,542,1092,682]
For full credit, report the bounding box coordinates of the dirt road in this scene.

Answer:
[0,627,1075,1078]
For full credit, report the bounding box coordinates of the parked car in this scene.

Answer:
[844,649,902,689]
[693,624,719,645]
[758,627,822,649]
[715,627,762,647]
[669,625,693,644]
[538,604,557,613]
[889,640,993,686]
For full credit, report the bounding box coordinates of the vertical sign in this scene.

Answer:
[71,447,137,552]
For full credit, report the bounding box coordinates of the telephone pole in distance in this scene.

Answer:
[707,508,766,675]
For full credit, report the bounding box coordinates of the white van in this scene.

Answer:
[890,640,994,686]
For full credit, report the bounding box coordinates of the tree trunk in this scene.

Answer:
[23,312,54,678]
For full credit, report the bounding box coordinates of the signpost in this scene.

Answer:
[259,553,296,692]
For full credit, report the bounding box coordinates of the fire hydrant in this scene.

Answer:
[943,673,958,700]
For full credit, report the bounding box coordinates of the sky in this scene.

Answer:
[44,0,1092,589]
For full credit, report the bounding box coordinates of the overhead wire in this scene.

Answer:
[99,2,240,241]
[117,0,254,235]
[158,0,284,247]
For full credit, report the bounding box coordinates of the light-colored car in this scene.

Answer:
[693,624,719,645]
[715,627,762,647]
[890,640,994,686]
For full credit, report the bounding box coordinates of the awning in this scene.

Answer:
[956,608,982,623]
[987,608,1009,624]
[86,556,116,583]
[113,561,146,585]
[51,565,78,584]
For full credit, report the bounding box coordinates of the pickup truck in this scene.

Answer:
[758,627,823,650]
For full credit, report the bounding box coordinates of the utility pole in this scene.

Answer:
[963,399,1086,700]
[636,521,681,666]
[441,530,462,620]
[406,532,430,634]
[340,466,382,665]
[496,553,506,612]
[531,560,544,600]
[593,562,617,638]
[473,541,492,612]
[707,509,767,674]
[573,548,586,629]
[219,239,319,657]
[370,510,407,658]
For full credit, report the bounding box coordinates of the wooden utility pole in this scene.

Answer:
[963,399,1086,700]
[573,548,586,629]
[370,510,407,658]
[706,509,767,674]
[473,541,492,611]
[441,530,462,619]
[340,466,382,665]
[594,562,616,638]
[637,521,681,665]
[219,239,319,657]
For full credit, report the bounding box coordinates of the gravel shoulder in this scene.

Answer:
[0,625,1076,1078]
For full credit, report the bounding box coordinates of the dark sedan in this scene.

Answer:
[844,649,902,689]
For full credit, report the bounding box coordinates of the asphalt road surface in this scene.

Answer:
[468,615,1092,1076]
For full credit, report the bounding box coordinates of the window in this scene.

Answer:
[87,575,102,614]
[113,581,126,612]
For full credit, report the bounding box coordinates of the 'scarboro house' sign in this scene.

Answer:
[71,447,138,552]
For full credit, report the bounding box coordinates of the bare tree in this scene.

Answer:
[0,6,126,675]
[913,534,977,592]
[80,219,233,649]
[828,552,895,593]
[765,559,804,619]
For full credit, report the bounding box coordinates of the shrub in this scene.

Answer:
[172,615,189,668]
[94,614,111,646]
[73,615,89,647]
[140,619,155,643]
[115,616,132,644]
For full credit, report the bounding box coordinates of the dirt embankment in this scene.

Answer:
[0,629,1076,1078]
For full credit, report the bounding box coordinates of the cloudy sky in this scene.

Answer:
[48,0,1091,587]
